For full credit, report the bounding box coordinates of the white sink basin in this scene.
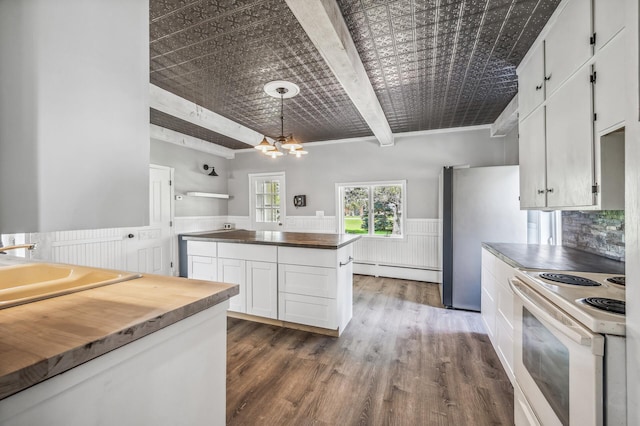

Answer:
[0,263,141,309]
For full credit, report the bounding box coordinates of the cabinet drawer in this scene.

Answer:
[187,241,217,257]
[278,292,337,330]
[187,255,217,281]
[279,264,337,298]
[218,243,277,262]
[278,246,337,268]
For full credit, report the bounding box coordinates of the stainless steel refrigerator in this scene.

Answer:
[439,165,527,311]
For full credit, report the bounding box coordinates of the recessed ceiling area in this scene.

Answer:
[149,0,561,149]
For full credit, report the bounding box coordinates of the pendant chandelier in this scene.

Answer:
[255,81,308,159]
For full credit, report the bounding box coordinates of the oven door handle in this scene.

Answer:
[509,277,604,355]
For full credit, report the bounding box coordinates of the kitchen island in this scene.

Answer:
[0,260,238,426]
[180,230,361,336]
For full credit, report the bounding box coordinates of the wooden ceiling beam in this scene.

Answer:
[149,84,264,147]
[150,124,236,159]
[285,0,394,147]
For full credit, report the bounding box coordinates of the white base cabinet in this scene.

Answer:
[246,261,278,319]
[186,240,354,334]
[187,241,217,281]
[278,245,353,334]
[481,248,516,385]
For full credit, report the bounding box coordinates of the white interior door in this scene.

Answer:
[249,172,285,231]
[126,165,173,275]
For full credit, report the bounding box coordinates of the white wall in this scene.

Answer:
[228,126,518,218]
[0,0,150,233]
[150,139,228,217]
[624,0,640,422]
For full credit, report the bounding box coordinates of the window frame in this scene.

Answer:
[335,180,407,239]
[249,171,286,231]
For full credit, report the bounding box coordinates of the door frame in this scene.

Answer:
[248,171,286,231]
[151,164,176,275]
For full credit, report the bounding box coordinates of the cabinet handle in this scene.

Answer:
[535,84,542,91]
[544,74,552,81]
[339,256,354,267]
[127,233,135,239]
[546,188,554,193]
[537,189,545,194]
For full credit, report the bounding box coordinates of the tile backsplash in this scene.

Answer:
[562,210,625,262]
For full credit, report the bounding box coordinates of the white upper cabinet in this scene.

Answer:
[0,0,150,233]
[518,108,547,209]
[517,43,545,121]
[593,30,626,134]
[516,0,625,210]
[593,0,625,51]
[544,0,592,96]
[545,66,595,208]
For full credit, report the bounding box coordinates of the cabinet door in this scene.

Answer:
[594,0,625,51]
[594,31,626,134]
[546,66,594,208]
[517,42,545,120]
[187,255,217,281]
[518,107,547,209]
[246,261,278,319]
[279,292,338,330]
[545,0,592,96]
[218,258,246,313]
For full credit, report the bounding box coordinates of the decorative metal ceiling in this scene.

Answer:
[150,0,561,148]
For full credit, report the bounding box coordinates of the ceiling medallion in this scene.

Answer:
[255,81,307,159]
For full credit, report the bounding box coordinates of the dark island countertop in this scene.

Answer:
[181,229,362,249]
[483,243,625,275]
[0,263,238,400]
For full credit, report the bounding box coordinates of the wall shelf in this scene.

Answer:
[186,192,230,199]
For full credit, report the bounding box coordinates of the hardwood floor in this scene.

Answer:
[226,275,514,425]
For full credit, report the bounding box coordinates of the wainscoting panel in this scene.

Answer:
[352,219,441,282]
[28,228,128,270]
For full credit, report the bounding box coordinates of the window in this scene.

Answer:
[337,181,406,238]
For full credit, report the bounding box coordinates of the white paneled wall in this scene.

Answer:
[352,219,440,269]
[27,228,128,270]
[8,216,442,282]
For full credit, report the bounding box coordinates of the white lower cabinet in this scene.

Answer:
[187,241,217,281]
[278,245,353,334]
[481,248,516,385]
[218,258,246,313]
[246,261,277,319]
[185,239,354,334]
[279,292,337,329]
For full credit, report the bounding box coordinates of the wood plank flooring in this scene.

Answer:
[226,275,514,425]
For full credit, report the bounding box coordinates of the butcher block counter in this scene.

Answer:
[0,259,238,426]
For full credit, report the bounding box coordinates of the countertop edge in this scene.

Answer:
[481,243,523,269]
[0,275,239,400]
[181,231,362,249]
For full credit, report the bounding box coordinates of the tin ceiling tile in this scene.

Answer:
[150,0,561,147]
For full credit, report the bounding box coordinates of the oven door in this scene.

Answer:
[510,277,605,426]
